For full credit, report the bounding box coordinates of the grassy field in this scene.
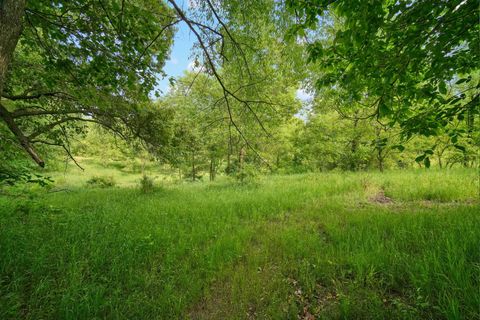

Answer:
[0,168,479,319]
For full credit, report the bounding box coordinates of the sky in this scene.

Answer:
[154,1,195,95]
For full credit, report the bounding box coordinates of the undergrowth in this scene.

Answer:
[0,169,478,319]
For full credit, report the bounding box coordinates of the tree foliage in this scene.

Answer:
[286,0,479,148]
[0,0,176,169]
[1,0,478,184]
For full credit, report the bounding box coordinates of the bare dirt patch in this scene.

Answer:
[369,190,393,204]
[287,278,340,319]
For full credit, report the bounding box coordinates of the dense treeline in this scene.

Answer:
[72,81,479,183]
[0,0,478,185]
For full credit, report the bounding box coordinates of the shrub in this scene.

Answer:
[86,176,116,188]
[139,175,155,193]
[236,163,257,183]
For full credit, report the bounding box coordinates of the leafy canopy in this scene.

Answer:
[286,0,479,137]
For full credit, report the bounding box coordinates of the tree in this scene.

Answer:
[286,0,479,164]
[1,0,305,174]
[0,0,177,168]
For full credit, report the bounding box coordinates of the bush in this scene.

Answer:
[86,176,116,188]
[139,175,155,193]
[236,163,257,183]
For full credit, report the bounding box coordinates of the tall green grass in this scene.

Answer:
[0,169,478,319]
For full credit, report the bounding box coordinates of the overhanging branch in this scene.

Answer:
[0,103,45,167]
[2,91,74,101]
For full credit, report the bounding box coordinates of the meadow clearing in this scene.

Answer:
[1,166,478,319]
[1,0,478,319]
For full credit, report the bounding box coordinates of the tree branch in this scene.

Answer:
[2,91,74,101]
[136,19,181,64]
[168,0,273,167]
[0,103,45,167]
[30,139,84,171]
[28,116,85,140]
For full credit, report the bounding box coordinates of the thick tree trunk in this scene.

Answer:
[0,1,45,167]
[0,0,25,97]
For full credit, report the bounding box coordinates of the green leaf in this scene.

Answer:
[438,82,446,95]
[456,77,471,85]
[454,145,466,152]
[378,101,390,117]
[423,157,430,168]
[415,154,425,162]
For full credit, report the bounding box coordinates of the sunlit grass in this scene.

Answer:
[0,168,478,319]
[45,157,177,188]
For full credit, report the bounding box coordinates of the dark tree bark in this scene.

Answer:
[377,148,384,172]
[0,0,25,97]
[0,1,46,166]
[0,104,45,167]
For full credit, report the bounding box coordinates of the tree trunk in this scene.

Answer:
[239,147,245,170]
[226,123,232,175]
[375,127,384,172]
[226,151,231,174]
[467,108,474,138]
[0,1,45,167]
[462,151,469,168]
[436,143,450,169]
[238,146,245,181]
[209,158,216,181]
[191,150,196,182]
[209,159,212,181]
[0,0,25,97]
[350,111,359,171]
[437,152,443,169]
[378,150,384,172]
